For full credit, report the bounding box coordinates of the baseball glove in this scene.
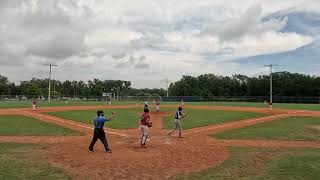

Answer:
[147,122,153,127]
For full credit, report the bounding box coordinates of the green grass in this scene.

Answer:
[0,143,72,179]
[0,115,81,136]
[0,100,138,109]
[46,108,143,129]
[273,103,320,111]
[179,101,320,111]
[163,109,266,130]
[1,100,320,111]
[173,147,320,180]
[214,116,320,141]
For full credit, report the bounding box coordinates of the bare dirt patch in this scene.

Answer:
[307,125,320,131]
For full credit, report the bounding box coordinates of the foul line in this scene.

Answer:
[13,109,129,138]
[184,113,290,135]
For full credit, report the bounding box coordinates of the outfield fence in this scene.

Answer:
[160,96,320,104]
[1,95,320,104]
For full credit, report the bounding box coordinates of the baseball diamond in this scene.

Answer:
[0,103,320,179]
[1,0,320,179]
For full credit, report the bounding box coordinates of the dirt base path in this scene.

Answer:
[0,105,320,179]
[212,139,320,148]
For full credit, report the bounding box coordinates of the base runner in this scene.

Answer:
[140,109,151,148]
[168,107,185,138]
[88,110,115,153]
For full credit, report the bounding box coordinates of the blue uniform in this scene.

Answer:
[93,116,109,129]
[89,116,111,152]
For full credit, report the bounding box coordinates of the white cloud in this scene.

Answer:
[0,0,318,88]
[233,32,314,57]
[201,4,290,42]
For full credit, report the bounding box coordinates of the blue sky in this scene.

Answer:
[0,0,319,88]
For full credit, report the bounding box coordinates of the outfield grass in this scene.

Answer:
[180,101,320,111]
[0,100,138,109]
[0,143,72,179]
[163,109,266,130]
[46,108,143,129]
[173,147,320,180]
[213,116,320,141]
[0,115,81,136]
[1,100,320,111]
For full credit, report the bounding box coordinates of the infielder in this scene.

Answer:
[32,99,37,111]
[155,100,160,112]
[168,107,185,138]
[144,102,149,111]
[140,109,151,148]
[88,110,115,153]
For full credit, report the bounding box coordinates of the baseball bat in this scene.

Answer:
[182,111,191,119]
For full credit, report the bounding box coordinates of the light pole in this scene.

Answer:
[117,87,120,101]
[163,79,171,97]
[111,88,115,99]
[264,64,279,110]
[44,64,58,102]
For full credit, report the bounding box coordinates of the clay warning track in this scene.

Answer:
[0,105,319,179]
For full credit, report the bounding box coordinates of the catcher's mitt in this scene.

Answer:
[147,122,153,127]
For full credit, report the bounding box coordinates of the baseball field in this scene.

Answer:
[0,101,320,179]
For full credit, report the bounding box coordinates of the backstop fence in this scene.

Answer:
[1,95,320,104]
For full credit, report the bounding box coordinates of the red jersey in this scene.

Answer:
[156,102,160,106]
[140,112,150,125]
[32,101,37,105]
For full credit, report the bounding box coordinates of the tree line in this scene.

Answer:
[1,71,319,98]
[0,75,166,98]
[169,72,320,97]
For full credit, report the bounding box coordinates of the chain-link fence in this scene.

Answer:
[0,95,110,101]
[161,96,320,104]
[1,95,320,104]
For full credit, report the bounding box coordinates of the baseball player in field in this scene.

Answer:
[155,100,160,112]
[144,102,149,111]
[168,107,185,138]
[32,99,37,111]
[140,108,151,148]
[88,110,115,153]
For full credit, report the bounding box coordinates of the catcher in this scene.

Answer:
[168,107,186,138]
[140,108,152,148]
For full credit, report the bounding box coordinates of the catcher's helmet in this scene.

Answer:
[178,107,183,111]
